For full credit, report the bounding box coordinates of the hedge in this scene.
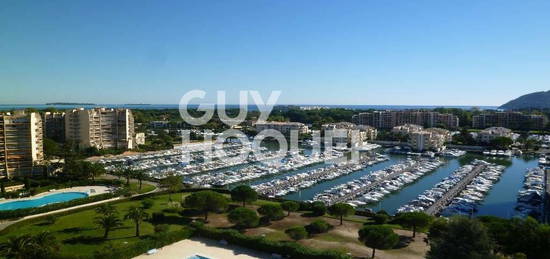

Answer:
[0,193,116,220]
[193,224,351,259]
[92,228,195,259]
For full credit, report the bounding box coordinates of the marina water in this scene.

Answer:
[253,152,537,218]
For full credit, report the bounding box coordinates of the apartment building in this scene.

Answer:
[391,124,424,135]
[254,121,309,135]
[321,122,377,147]
[408,130,447,152]
[391,124,449,151]
[65,108,137,150]
[0,111,44,179]
[43,112,65,142]
[352,110,459,129]
[477,127,513,143]
[473,112,548,130]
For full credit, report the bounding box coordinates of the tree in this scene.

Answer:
[358,225,399,259]
[183,190,228,221]
[95,203,117,216]
[141,199,154,209]
[122,168,133,186]
[0,232,59,259]
[30,231,59,258]
[133,170,147,190]
[328,203,355,225]
[111,165,124,181]
[427,217,494,259]
[227,207,259,229]
[396,211,433,238]
[257,203,284,222]
[89,162,106,181]
[373,213,389,225]
[160,174,184,201]
[490,137,513,149]
[285,226,308,240]
[0,235,33,259]
[124,206,149,237]
[230,185,258,207]
[281,201,300,216]
[310,201,327,216]
[427,218,449,242]
[94,213,122,239]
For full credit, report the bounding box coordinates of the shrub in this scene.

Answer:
[141,199,155,209]
[373,213,389,225]
[43,215,57,225]
[285,226,308,240]
[93,228,194,259]
[154,224,170,233]
[151,212,165,223]
[306,219,332,234]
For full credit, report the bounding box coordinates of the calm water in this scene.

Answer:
[475,156,538,218]
[0,192,88,210]
[276,153,537,218]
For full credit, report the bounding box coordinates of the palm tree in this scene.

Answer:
[89,163,106,182]
[124,206,149,237]
[111,164,124,181]
[0,235,32,259]
[95,203,117,216]
[123,168,132,186]
[133,170,146,190]
[94,214,122,239]
[30,231,59,257]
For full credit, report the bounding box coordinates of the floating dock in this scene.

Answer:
[425,164,487,216]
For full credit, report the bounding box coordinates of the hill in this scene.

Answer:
[500,90,550,110]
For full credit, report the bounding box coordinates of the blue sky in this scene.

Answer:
[1,0,550,105]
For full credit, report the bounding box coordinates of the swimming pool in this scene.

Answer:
[0,192,89,210]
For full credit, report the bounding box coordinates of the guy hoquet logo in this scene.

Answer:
[178,90,363,165]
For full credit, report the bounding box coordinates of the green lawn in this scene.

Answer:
[0,193,188,257]
[127,182,156,194]
[0,191,423,259]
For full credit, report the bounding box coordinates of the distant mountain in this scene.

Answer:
[500,91,550,110]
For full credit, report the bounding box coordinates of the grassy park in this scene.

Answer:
[0,190,429,259]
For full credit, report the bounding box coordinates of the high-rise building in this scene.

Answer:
[65,108,137,150]
[0,111,44,179]
[472,112,547,130]
[43,112,66,142]
[352,110,459,129]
